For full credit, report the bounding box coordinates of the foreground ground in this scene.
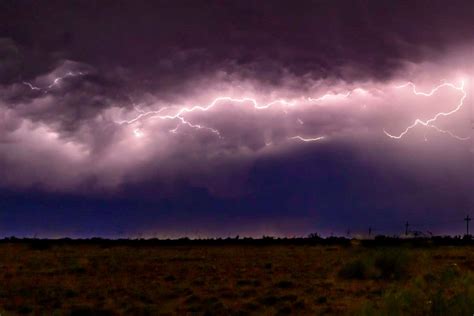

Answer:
[0,239,473,315]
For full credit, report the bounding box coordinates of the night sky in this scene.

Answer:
[1,0,473,238]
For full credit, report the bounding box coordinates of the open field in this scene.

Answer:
[1,238,473,315]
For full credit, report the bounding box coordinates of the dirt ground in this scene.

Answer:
[0,240,473,315]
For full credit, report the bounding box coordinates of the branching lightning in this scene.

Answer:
[23,71,86,93]
[383,80,469,141]
[20,71,470,144]
[117,97,298,138]
[117,107,170,125]
[116,91,362,139]
[112,80,473,143]
[170,116,222,137]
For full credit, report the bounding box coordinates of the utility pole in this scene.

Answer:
[469,85,474,237]
[469,90,474,237]
[464,215,471,236]
[405,221,409,236]
[368,227,372,237]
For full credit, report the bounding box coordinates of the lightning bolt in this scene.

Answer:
[118,97,298,138]
[19,70,469,144]
[383,80,469,141]
[121,81,468,142]
[118,96,294,127]
[428,124,470,141]
[307,90,352,102]
[22,71,86,93]
[117,107,170,125]
[117,91,360,139]
[289,135,326,142]
[170,116,222,138]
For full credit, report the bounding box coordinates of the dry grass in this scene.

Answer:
[0,241,473,315]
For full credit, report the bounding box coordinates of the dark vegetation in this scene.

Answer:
[0,236,473,315]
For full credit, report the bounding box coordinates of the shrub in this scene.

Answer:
[276,280,294,289]
[382,286,426,316]
[374,250,410,280]
[338,259,370,279]
[355,267,474,316]
[17,305,33,314]
[316,296,327,304]
[440,263,461,285]
[259,295,279,306]
[353,301,377,316]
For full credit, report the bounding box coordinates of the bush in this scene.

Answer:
[382,286,426,316]
[355,265,474,316]
[440,263,461,284]
[338,259,370,279]
[276,280,294,289]
[374,250,410,280]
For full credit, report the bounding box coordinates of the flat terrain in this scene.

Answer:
[0,240,473,315]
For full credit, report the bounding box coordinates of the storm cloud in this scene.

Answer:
[0,0,473,237]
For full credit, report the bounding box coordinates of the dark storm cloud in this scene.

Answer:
[2,1,473,83]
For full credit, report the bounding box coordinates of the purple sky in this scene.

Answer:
[0,0,473,238]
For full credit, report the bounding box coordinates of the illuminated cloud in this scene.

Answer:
[0,49,471,195]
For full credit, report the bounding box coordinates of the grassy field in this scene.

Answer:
[0,239,473,315]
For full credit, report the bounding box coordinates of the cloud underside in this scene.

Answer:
[0,36,472,195]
